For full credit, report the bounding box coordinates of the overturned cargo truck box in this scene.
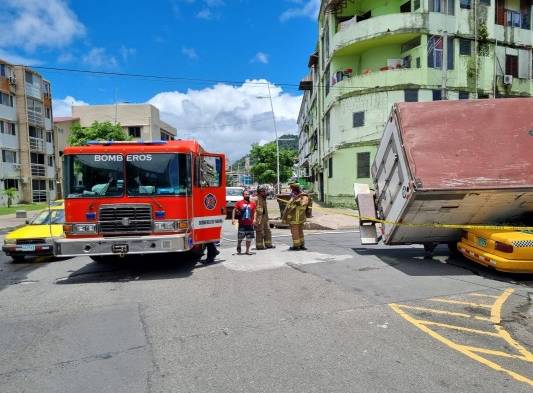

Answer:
[355,98,533,246]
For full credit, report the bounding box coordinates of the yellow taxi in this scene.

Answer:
[457,228,533,273]
[2,204,64,262]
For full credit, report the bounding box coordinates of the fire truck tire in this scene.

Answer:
[90,256,120,264]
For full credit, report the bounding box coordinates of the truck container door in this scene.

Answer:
[192,154,226,244]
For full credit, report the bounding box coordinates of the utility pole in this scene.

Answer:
[266,83,280,195]
[441,31,448,100]
[493,37,498,98]
[474,0,479,98]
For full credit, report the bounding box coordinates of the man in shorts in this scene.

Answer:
[232,190,256,255]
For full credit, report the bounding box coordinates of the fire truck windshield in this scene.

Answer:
[64,153,191,198]
[126,153,191,196]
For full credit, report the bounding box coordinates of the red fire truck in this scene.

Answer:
[54,140,226,261]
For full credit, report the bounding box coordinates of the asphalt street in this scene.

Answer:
[0,221,532,393]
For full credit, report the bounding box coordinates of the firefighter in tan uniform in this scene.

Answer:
[282,182,310,250]
[254,184,274,250]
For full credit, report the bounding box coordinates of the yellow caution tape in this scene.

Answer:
[359,216,533,231]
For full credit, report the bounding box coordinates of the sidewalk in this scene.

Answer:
[267,199,358,231]
[0,212,39,233]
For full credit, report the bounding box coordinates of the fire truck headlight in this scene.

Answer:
[72,223,97,234]
[154,221,176,231]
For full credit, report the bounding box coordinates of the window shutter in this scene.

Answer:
[447,37,454,70]
[518,49,529,79]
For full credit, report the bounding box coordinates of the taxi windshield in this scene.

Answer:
[31,209,65,225]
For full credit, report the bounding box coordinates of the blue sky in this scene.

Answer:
[0,0,320,159]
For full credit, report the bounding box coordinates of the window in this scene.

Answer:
[506,10,521,28]
[45,107,51,119]
[49,180,54,190]
[4,179,19,190]
[46,131,53,143]
[325,66,331,96]
[31,152,45,165]
[404,89,419,102]
[29,126,43,139]
[48,156,54,167]
[506,54,518,77]
[401,37,421,53]
[414,0,421,9]
[428,35,454,70]
[432,90,442,100]
[353,111,365,127]
[198,155,222,187]
[160,132,171,141]
[403,55,412,68]
[459,39,471,55]
[32,179,47,202]
[400,1,411,13]
[2,150,17,163]
[128,126,141,138]
[480,0,490,4]
[0,63,5,77]
[25,71,33,84]
[27,98,42,113]
[458,91,470,99]
[429,0,455,15]
[325,111,331,141]
[322,22,330,68]
[357,152,370,178]
[460,0,471,9]
[0,92,13,107]
[328,157,333,178]
[356,10,371,22]
[416,57,421,68]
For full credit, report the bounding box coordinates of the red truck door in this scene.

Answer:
[192,153,226,244]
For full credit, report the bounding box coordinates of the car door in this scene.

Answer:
[192,153,226,244]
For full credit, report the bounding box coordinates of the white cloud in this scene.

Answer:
[0,0,85,52]
[120,46,136,62]
[181,47,198,60]
[251,52,269,64]
[0,48,41,66]
[52,96,88,117]
[280,0,320,22]
[82,47,118,70]
[148,80,302,161]
[196,8,214,19]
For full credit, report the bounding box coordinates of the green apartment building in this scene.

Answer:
[297,0,533,207]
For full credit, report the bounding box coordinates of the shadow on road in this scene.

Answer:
[352,245,533,287]
[55,254,223,285]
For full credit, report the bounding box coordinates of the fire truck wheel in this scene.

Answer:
[90,256,120,264]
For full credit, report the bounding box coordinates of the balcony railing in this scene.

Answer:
[27,109,44,127]
[31,163,46,177]
[25,82,42,99]
[29,137,46,152]
[32,190,47,202]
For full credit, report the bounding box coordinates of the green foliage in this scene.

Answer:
[68,121,132,146]
[249,142,297,185]
[1,187,17,207]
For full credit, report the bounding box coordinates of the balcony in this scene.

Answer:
[1,162,21,178]
[25,82,42,100]
[29,137,46,152]
[46,166,55,179]
[0,133,19,149]
[27,109,44,127]
[31,163,46,177]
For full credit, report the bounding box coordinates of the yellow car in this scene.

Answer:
[457,228,533,273]
[2,205,64,262]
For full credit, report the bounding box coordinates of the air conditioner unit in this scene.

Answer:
[503,75,513,85]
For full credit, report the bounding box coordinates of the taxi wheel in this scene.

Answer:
[11,256,25,263]
[447,242,461,257]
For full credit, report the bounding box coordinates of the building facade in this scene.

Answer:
[0,59,57,204]
[298,0,533,207]
[71,104,177,142]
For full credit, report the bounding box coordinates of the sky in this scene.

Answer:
[0,0,320,161]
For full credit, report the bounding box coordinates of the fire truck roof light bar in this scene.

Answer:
[86,140,168,145]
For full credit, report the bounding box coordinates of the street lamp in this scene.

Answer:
[256,83,280,194]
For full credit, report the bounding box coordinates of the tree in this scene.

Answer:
[249,142,296,185]
[68,121,132,146]
[2,187,18,207]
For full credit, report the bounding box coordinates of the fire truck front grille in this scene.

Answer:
[99,204,152,235]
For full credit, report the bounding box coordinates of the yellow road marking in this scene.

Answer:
[397,305,490,321]
[490,289,533,362]
[430,298,492,309]
[416,320,500,337]
[470,293,499,299]
[389,303,533,387]
[461,345,531,362]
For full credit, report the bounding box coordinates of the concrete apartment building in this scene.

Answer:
[53,104,177,198]
[297,0,533,206]
[0,59,57,204]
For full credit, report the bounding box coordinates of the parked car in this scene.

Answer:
[2,204,65,262]
[226,187,244,217]
[457,228,533,273]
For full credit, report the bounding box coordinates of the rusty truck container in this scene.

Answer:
[355,98,533,247]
